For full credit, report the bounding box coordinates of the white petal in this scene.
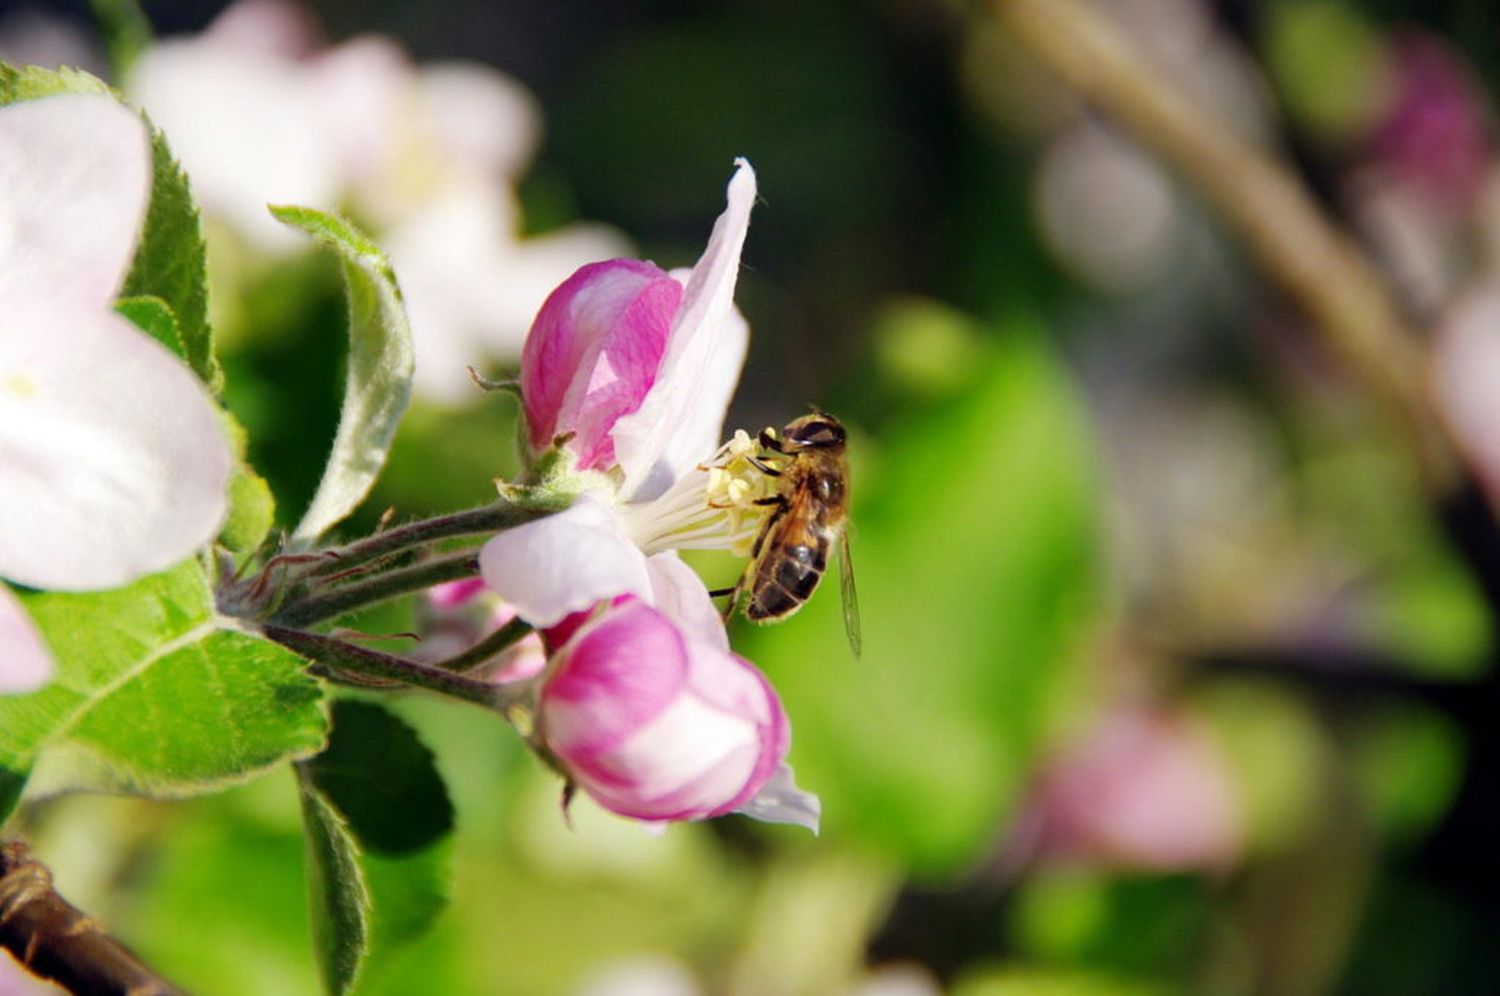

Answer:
[413,62,541,182]
[0,94,150,309]
[612,159,756,500]
[735,764,821,833]
[645,552,729,651]
[0,584,53,695]
[129,42,343,253]
[0,302,231,591]
[479,496,652,627]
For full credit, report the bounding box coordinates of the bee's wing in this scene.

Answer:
[838,528,862,658]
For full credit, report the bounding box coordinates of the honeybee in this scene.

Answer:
[731,412,861,656]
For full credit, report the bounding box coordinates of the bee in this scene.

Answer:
[730,412,861,656]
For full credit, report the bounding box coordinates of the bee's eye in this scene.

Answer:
[787,418,844,448]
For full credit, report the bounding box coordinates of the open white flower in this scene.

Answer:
[0,94,232,687]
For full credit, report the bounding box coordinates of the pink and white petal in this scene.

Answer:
[522,258,679,461]
[542,600,688,757]
[735,764,821,832]
[203,0,322,59]
[478,495,652,627]
[0,94,150,309]
[0,585,53,695]
[309,35,410,186]
[612,159,756,500]
[582,695,763,821]
[1435,287,1500,504]
[413,63,541,183]
[477,224,634,358]
[645,552,729,651]
[129,45,342,253]
[0,303,231,591]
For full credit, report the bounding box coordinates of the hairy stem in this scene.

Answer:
[991,0,1458,489]
[300,500,537,580]
[0,841,184,995]
[272,550,480,627]
[433,617,536,673]
[262,625,523,709]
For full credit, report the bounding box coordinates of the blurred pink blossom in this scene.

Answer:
[1033,706,1242,871]
[1368,32,1494,212]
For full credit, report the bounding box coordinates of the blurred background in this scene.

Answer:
[4,0,1500,993]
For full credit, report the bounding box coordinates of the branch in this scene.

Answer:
[0,841,183,995]
[991,0,1459,490]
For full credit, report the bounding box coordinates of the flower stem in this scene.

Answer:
[271,550,480,627]
[262,624,521,709]
[433,617,535,673]
[301,499,538,579]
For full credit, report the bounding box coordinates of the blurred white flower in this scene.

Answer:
[126,0,628,403]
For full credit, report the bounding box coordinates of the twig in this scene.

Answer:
[991,0,1459,490]
[0,841,183,995]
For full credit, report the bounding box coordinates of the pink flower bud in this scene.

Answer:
[537,597,789,822]
[520,258,683,470]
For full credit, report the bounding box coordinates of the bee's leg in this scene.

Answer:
[749,457,781,477]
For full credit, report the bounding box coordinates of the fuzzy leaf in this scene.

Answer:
[116,293,184,355]
[0,560,328,823]
[0,63,111,102]
[298,701,454,994]
[124,108,221,389]
[271,206,414,546]
[299,770,372,996]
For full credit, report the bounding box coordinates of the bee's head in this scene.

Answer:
[783,413,846,451]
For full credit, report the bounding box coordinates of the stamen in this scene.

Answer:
[623,428,780,556]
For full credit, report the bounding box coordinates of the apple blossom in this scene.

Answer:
[0,93,233,692]
[480,159,765,627]
[126,0,629,403]
[0,587,52,696]
[534,556,817,830]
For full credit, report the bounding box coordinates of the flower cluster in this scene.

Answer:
[127,0,629,404]
[475,160,819,830]
[0,94,231,692]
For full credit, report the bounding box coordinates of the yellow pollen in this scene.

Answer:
[2,374,37,398]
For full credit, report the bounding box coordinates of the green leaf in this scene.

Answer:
[89,0,154,79]
[124,109,221,390]
[0,62,221,390]
[299,772,372,996]
[738,319,1101,877]
[0,63,111,103]
[0,561,328,823]
[271,206,415,547]
[298,701,454,995]
[218,409,277,553]
[117,294,185,356]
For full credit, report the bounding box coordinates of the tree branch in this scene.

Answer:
[991,0,1459,490]
[0,841,183,995]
